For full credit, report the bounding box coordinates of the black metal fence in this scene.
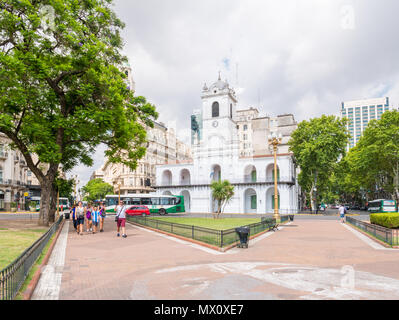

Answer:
[126,216,287,248]
[346,216,399,246]
[0,216,63,300]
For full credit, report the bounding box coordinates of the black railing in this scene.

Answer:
[346,216,399,246]
[0,216,63,300]
[126,216,287,248]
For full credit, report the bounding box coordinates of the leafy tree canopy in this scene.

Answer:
[0,0,157,225]
[289,115,349,210]
[82,178,113,202]
[344,110,399,202]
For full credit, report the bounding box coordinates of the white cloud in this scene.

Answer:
[69,0,399,182]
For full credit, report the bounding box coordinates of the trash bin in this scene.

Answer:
[235,226,250,248]
[289,215,294,222]
[64,211,70,220]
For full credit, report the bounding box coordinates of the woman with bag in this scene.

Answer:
[75,201,86,235]
[86,204,93,233]
[115,200,127,238]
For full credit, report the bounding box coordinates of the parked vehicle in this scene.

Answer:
[126,205,150,217]
[350,205,360,210]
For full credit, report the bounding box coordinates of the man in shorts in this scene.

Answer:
[338,204,346,223]
[115,200,127,238]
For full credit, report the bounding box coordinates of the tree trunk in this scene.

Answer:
[39,182,52,226]
[394,161,399,204]
[309,190,314,211]
[48,188,57,223]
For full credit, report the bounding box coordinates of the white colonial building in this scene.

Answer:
[155,75,300,214]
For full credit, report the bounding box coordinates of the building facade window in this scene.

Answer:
[212,102,219,118]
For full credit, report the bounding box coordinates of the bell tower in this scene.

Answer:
[200,73,239,149]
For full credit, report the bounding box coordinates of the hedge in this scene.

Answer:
[370,213,399,229]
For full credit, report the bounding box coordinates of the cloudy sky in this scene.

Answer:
[68,0,399,187]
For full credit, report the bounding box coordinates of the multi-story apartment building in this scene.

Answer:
[96,121,192,195]
[235,108,297,157]
[0,133,30,211]
[341,97,391,150]
[0,133,68,211]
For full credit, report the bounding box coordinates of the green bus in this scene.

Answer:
[367,199,397,213]
[105,194,185,215]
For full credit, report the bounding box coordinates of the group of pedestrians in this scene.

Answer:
[71,201,106,235]
[70,200,128,238]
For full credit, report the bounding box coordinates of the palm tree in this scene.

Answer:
[210,180,235,219]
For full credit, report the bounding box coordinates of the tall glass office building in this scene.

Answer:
[341,97,391,150]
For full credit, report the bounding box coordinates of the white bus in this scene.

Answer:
[58,197,70,211]
[105,194,185,215]
[28,196,70,212]
[30,196,41,212]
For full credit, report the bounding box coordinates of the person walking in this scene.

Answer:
[338,204,346,223]
[71,204,77,231]
[75,201,86,235]
[99,202,106,232]
[91,206,100,234]
[115,200,127,238]
[86,204,93,233]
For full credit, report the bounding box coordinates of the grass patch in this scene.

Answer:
[14,233,56,300]
[0,228,47,270]
[151,217,261,230]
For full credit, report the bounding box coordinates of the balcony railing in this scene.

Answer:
[0,179,29,187]
[0,152,7,159]
[156,176,296,188]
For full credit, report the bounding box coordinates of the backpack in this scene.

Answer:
[86,210,92,219]
[100,208,106,218]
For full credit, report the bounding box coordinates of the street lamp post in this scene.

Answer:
[56,189,60,218]
[268,132,282,221]
[118,182,121,204]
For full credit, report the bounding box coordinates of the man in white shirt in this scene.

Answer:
[115,200,127,238]
[338,204,346,223]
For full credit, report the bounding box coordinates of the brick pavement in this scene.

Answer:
[40,218,399,300]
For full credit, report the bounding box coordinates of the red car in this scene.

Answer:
[126,205,150,217]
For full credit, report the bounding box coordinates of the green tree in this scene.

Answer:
[82,178,113,202]
[289,115,349,211]
[210,180,235,219]
[345,110,399,202]
[0,0,157,225]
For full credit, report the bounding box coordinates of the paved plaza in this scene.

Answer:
[32,217,399,300]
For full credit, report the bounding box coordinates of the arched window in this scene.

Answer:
[212,102,219,118]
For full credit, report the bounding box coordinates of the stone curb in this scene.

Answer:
[127,221,283,252]
[22,219,65,300]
